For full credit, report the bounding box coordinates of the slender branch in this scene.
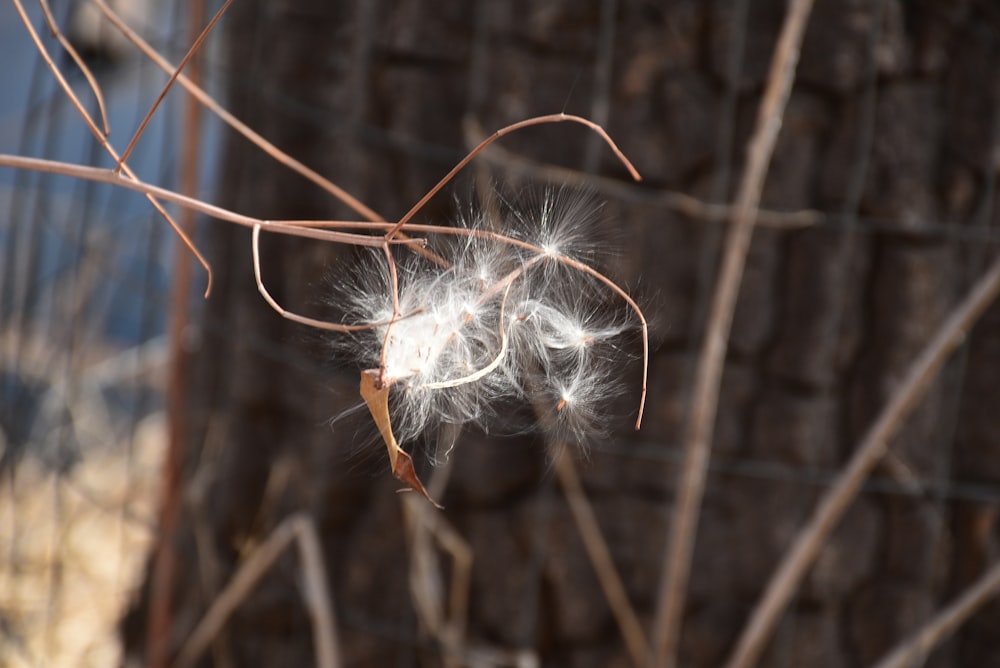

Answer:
[115,0,234,171]
[36,0,110,136]
[0,155,412,246]
[89,0,384,223]
[873,560,1000,668]
[463,119,824,230]
[724,251,1000,668]
[384,113,642,241]
[651,1,816,665]
[2,155,645,420]
[14,0,103,150]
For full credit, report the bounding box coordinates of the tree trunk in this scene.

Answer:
[124,1,1000,666]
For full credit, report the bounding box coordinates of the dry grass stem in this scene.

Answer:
[554,447,651,667]
[724,251,1000,668]
[652,0,817,665]
[402,484,473,666]
[174,513,340,668]
[872,560,1000,668]
[35,0,110,135]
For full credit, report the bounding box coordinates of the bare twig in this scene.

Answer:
[384,113,642,240]
[174,513,340,668]
[89,0,384,223]
[0,155,415,247]
[553,447,651,667]
[724,251,1000,668]
[250,225,415,333]
[651,1,816,665]
[873,560,1000,668]
[115,0,234,171]
[463,117,824,230]
[36,0,110,136]
[11,0,213,290]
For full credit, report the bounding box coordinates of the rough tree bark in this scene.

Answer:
[124,1,1000,666]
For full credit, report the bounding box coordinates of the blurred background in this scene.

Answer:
[1,0,191,664]
[3,1,1000,667]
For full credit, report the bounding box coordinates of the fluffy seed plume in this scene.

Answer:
[334,187,643,503]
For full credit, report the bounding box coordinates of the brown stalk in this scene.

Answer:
[650,0,816,665]
[149,2,209,664]
[0,155,418,246]
[250,225,418,334]
[1,153,645,394]
[554,253,648,428]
